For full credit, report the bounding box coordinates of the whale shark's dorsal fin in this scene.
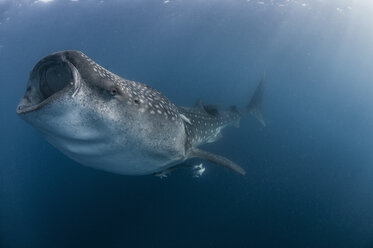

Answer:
[246,77,266,127]
[189,148,246,175]
[203,104,220,116]
[194,100,220,116]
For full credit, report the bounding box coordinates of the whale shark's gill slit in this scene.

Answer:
[40,62,73,100]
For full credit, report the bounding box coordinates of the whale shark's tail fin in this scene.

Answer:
[189,148,246,175]
[246,76,266,127]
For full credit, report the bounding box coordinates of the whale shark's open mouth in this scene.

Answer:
[16,53,80,115]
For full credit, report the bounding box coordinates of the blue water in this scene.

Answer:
[1,0,373,247]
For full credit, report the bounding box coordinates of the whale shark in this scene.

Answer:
[16,51,265,176]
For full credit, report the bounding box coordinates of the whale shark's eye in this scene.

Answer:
[109,87,118,96]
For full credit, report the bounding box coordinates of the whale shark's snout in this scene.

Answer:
[17,51,82,115]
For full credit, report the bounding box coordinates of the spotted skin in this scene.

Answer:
[179,105,241,147]
[72,52,180,122]
[17,51,264,176]
[17,51,186,175]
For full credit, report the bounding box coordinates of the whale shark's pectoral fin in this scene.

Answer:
[153,162,207,178]
[189,148,246,175]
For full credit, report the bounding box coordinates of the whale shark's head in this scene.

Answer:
[16,51,186,175]
[16,51,135,140]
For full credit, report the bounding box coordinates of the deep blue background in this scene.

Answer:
[1,0,373,247]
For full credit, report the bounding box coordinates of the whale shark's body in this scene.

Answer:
[16,51,265,176]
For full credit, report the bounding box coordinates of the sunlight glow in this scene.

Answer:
[34,0,54,3]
